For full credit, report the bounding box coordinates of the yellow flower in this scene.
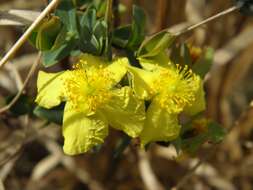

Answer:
[127,59,205,146]
[36,54,145,155]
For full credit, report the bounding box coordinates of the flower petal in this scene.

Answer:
[184,80,206,115]
[127,66,158,100]
[35,71,69,109]
[78,53,107,69]
[140,99,181,146]
[105,57,129,86]
[138,51,171,71]
[63,102,108,155]
[100,87,145,138]
[78,54,129,87]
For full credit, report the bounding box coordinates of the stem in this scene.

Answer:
[174,5,239,36]
[105,0,113,60]
[105,0,113,30]
[0,0,60,69]
[0,53,41,114]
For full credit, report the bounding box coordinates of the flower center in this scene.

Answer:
[151,65,199,113]
[63,62,113,113]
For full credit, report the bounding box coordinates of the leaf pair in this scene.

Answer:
[78,8,107,55]
[30,0,109,67]
[112,5,146,51]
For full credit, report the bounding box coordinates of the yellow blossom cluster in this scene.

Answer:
[35,53,205,155]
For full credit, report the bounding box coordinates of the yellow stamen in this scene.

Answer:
[63,61,114,113]
[150,65,199,113]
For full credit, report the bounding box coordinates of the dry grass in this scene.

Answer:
[1,0,253,190]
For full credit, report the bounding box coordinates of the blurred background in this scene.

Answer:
[1,0,253,189]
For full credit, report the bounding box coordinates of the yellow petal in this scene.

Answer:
[78,53,107,69]
[61,69,98,116]
[77,54,129,88]
[100,87,145,138]
[63,102,108,155]
[140,99,181,146]
[105,57,129,86]
[35,71,69,109]
[184,80,206,115]
[138,51,171,71]
[127,66,158,100]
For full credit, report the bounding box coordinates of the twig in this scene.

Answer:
[0,53,41,114]
[41,138,104,190]
[138,150,165,190]
[171,160,203,190]
[105,0,113,60]
[4,61,23,91]
[174,6,239,36]
[146,5,240,47]
[0,179,5,190]
[0,120,49,168]
[172,141,221,190]
[0,0,60,69]
[230,101,253,136]
[207,26,253,120]
[0,154,19,181]
[0,10,40,26]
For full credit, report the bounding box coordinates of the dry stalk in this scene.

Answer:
[0,179,4,190]
[138,150,165,190]
[174,6,239,36]
[0,53,41,114]
[207,26,253,120]
[0,0,60,69]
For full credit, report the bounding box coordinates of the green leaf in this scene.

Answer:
[6,95,33,116]
[55,0,78,38]
[77,8,107,55]
[207,122,226,143]
[33,104,64,125]
[93,20,107,37]
[42,41,76,67]
[39,0,80,67]
[112,25,131,48]
[192,48,214,78]
[36,16,62,51]
[112,6,145,50]
[172,138,182,154]
[93,20,107,53]
[29,16,62,51]
[137,31,175,58]
[29,31,39,48]
[127,5,146,50]
[181,133,208,154]
[78,36,100,55]
[42,30,77,67]
[180,121,226,154]
[80,8,97,30]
